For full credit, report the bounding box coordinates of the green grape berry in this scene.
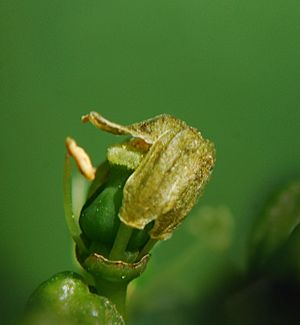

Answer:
[24,271,124,324]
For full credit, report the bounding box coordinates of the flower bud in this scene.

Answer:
[62,113,215,317]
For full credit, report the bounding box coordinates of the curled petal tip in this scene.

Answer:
[81,113,91,123]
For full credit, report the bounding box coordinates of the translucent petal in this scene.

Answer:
[83,112,216,240]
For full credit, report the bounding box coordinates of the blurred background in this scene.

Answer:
[1,1,299,324]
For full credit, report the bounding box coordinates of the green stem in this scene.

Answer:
[63,154,88,254]
[137,238,158,261]
[94,278,128,319]
[109,223,133,261]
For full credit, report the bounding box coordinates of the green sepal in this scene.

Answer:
[23,271,124,324]
[82,253,150,284]
[76,252,150,318]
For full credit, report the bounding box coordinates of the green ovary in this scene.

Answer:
[79,164,151,257]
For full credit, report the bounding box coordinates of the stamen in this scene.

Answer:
[65,137,96,181]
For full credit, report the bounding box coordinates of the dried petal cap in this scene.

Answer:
[82,112,186,144]
[83,112,215,240]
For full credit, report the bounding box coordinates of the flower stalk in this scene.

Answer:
[109,223,134,261]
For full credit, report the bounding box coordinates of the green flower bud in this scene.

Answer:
[62,113,215,315]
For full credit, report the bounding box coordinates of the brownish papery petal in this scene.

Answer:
[83,112,216,240]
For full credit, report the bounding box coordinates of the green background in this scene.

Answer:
[1,1,299,324]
